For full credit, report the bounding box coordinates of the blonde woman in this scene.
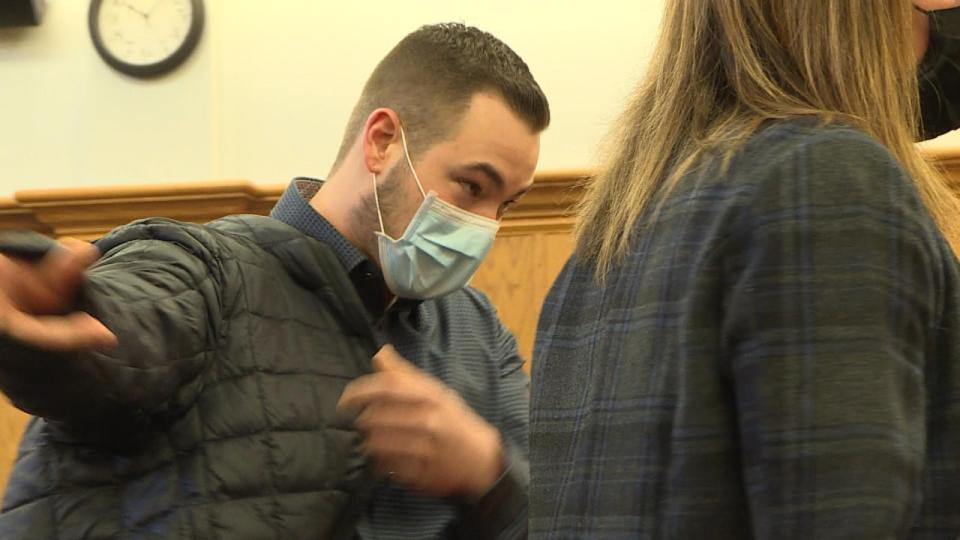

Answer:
[531,1,960,537]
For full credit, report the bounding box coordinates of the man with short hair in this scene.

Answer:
[0,23,548,539]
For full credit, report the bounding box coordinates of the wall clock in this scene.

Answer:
[89,0,204,78]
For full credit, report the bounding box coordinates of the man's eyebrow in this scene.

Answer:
[457,162,505,192]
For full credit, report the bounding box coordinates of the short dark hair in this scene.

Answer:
[331,23,550,171]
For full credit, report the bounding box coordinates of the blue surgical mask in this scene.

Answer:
[372,127,500,299]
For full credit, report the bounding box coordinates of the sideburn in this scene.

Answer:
[352,165,408,254]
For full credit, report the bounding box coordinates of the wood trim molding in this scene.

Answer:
[0,196,52,235]
[6,150,960,239]
[497,169,590,235]
[9,181,286,240]
[0,172,591,240]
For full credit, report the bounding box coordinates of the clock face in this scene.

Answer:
[89,0,204,77]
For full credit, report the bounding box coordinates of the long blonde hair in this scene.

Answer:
[577,0,960,280]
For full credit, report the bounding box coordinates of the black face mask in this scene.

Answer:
[920,6,960,39]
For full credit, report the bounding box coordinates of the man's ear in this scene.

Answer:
[361,108,402,175]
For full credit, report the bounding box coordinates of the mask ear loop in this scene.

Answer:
[399,126,427,198]
[372,172,387,234]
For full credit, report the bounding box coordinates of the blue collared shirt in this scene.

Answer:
[271,178,529,539]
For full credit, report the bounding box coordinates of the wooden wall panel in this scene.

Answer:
[0,403,27,497]
[0,196,51,235]
[471,232,576,370]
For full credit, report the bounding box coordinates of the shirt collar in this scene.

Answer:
[270,177,369,273]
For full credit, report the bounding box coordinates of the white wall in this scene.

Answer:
[0,1,666,196]
[0,0,217,192]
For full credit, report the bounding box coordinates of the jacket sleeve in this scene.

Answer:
[722,131,942,538]
[919,10,960,139]
[0,218,225,445]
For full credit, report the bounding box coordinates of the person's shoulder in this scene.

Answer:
[443,286,497,311]
[739,118,901,182]
[717,119,953,266]
[428,287,524,367]
[731,119,917,210]
[207,214,335,259]
[207,214,303,243]
[668,119,906,221]
[94,215,309,268]
[425,286,501,325]
[96,216,230,257]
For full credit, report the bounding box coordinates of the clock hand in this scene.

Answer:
[120,1,149,18]
[146,0,169,19]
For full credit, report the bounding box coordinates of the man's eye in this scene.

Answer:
[498,200,517,219]
[458,179,482,197]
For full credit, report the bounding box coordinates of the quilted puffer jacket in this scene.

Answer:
[0,215,379,539]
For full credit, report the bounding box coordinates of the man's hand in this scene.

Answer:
[337,345,504,499]
[0,237,116,352]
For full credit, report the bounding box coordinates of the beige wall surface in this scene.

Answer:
[0,0,667,194]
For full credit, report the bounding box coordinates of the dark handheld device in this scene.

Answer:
[0,231,58,261]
